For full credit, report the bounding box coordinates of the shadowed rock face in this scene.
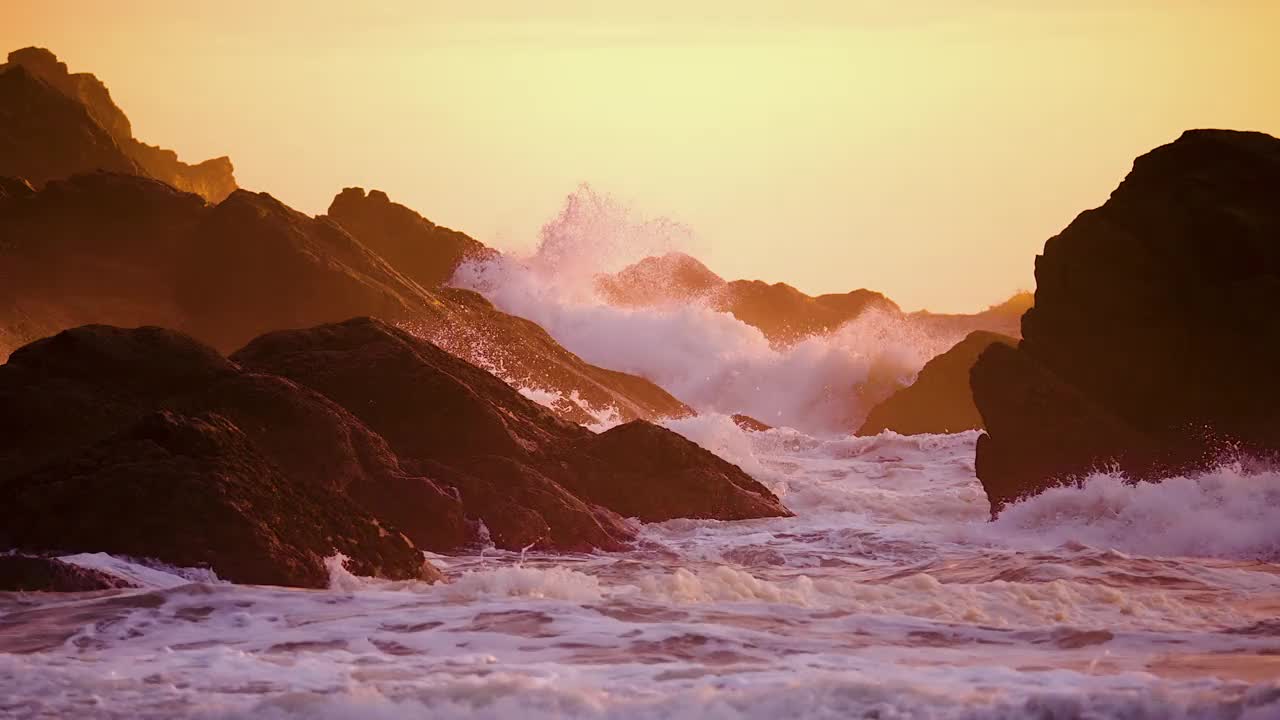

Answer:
[235,318,790,547]
[0,325,447,587]
[971,130,1280,515]
[858,330,1015,436]
[0,319,786,587]
[0,63,140,188]
[0,173,689,425]
[1,47,236,202]
[327,187,496,288]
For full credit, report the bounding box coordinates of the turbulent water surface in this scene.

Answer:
[3,422,1279,719]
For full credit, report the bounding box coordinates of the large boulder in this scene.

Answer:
[971,129,1280,514]
[2,410,435,587]
[558,420,792,522]
[0,324,447,587]
[858,330,1015,436]
[234,318,791,541]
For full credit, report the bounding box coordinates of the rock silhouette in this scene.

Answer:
[0,48,236,201]
[596,252,1027,345]
[327,187,496,288]
[0,172,689,425]
[971,130,1280,514]
[859,331,1015,436]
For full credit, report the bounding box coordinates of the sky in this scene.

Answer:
[4,1,1278,312]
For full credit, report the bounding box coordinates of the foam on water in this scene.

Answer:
[5,421,1279,718]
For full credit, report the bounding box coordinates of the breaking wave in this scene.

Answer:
[453,187,961,434]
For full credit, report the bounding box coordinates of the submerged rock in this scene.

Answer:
[971,129,1280,514]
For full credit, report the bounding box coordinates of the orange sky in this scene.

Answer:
[5,2,1278,311]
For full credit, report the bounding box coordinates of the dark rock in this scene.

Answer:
[0,63,140,188]
[559,420,793,522]
[971,129,1280,513]
[327,187,496,287]
[232,317,633,551]
[1,47,236,201]
[0,555,135,592]
[234,318,790,544]
[2,411,436,588]
[0,172,689,425]
[859,331,1016,436]
[0,324,446,587]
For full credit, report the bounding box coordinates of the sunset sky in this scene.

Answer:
[5,2,1277,311]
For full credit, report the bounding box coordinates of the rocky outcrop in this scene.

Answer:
[858,331,1015,436]
[594,254,901,344]
[595,252,725,306]
[327,187,496,287]
[711,281,901,344]
[0,172,689,425]
[971,130,1280,515]
[559,421,792,522]
[0,62,140,188]
[0,325,445,587]
[1,47,236,201]
[234,318,790,543]
[0,556,135,592]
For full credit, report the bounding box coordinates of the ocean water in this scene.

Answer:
[4,422,1279,719]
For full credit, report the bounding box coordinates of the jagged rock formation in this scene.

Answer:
[971,130,1280,515]
[0,172,689,424]
[0,47,236,202]
[858,330,1015,436]
[327,187,496,287]
[0,61,141,188]
[0,321,789,586]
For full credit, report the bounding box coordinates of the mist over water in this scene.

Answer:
[453,187,964,434]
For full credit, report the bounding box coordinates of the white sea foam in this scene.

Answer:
[6,411,1280,718]
[451,187,962,434]
[985,464,1280,561]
